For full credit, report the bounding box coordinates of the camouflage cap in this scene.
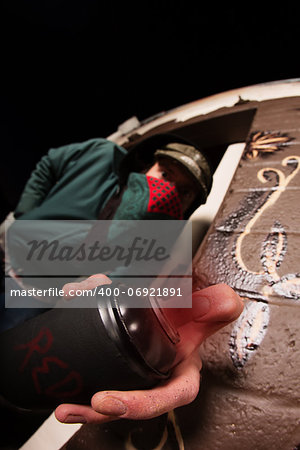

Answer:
[154,142,212,202]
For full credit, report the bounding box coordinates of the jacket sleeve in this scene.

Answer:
[14,139,108,218]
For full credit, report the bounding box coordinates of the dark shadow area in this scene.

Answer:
[0,405,48,449]
[0,2,299,221]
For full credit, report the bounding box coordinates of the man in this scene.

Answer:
[1,134,243,427]
[1,134,212,330]
[13,134,212,221]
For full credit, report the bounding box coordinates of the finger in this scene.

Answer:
[91,351,202,421]
[62,274,111,299]
[164,284,243,329]
[174,284,244,361]
[192,283,244,323]
[55,403,118,425]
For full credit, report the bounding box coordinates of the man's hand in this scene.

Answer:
[55,277,243,425]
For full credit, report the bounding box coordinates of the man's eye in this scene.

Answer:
[161,171,168,178]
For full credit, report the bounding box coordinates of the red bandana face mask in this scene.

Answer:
[146,176,183,219]
[113,173,183,220]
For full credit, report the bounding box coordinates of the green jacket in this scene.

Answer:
[14,138,127,220]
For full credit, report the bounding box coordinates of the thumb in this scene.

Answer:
[174,284,243,362]
[192,283,244,324]
[62,274,112,299]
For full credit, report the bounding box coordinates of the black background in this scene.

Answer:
[1,1,299,220]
